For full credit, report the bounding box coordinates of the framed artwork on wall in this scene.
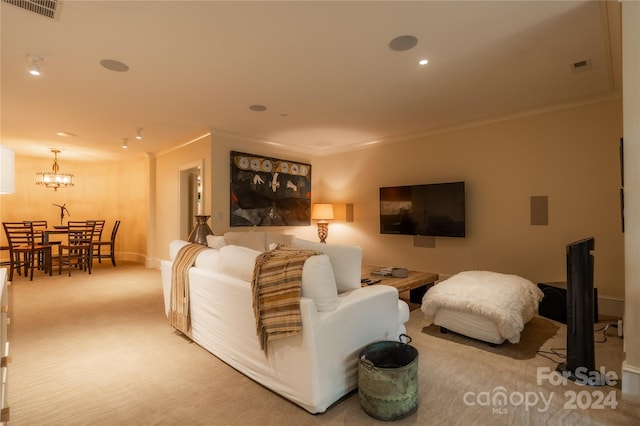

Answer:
[230,151,311,227]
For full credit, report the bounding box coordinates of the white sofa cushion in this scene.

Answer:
[194,248,220,273]
[224,231,267,251]
[292,238,362,293]
[169,239,191,260]
[301,254,338,312]
[218,245,261,282]
[206,235,227,249]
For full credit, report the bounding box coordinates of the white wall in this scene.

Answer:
[152,132,212,265]
[622,0,640,404]
[314,100,624,309]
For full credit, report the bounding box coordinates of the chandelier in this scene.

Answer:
[36,149,74,191]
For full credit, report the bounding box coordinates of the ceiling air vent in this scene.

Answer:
[571,58,592,73]
[2,0,59,19]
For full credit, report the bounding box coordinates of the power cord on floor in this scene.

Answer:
[536,347,566,363]
[536,322,620,362]
[594,323,619,343]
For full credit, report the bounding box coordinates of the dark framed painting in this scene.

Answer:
[230,151,311,227]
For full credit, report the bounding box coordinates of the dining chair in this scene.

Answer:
[88,219,106,263]
[58,221,96,276]
[94,220,120,266]
[24,220,61,269]
[2,221,53,281]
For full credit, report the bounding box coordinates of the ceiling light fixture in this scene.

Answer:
[419,59,429,65]
[27,54,43,76]
[36,149,74,191]
[122,138,128,149]
[135,127,143,140]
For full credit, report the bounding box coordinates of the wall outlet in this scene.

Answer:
[618,319,623,337]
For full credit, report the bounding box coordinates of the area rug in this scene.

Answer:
[421,315,561,360]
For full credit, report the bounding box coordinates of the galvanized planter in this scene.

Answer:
[358,335,419,421]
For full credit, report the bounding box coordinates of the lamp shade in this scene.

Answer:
[311,203,334,221]
[0,146,15,194]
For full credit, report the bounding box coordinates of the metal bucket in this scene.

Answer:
[358,334,419,421]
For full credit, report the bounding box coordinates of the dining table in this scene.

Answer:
[42,226,68,244]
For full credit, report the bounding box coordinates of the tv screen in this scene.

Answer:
[380,182,466,237]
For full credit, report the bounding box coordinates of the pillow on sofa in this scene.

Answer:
[223,231,266,251]
[301,254,338,312]
[292,238,362,293]
[206,235,227,249]
[218,245,262,282]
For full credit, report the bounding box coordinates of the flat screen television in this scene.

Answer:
[379,181,465,238]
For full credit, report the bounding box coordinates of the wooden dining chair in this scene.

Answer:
[94,220,120,266]
[24,220,61,269]
[58,221,96,276]
[2,221,53,281]
[88,219,106,263]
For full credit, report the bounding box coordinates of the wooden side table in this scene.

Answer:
[361,265,439,306]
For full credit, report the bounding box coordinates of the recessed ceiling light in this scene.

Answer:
[389,35,418,51]
[419,59,429,65]
[100,59,130,72]
[56,131,76,137]
[249,105,267,112]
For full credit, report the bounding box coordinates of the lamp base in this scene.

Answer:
[317,222,329,243]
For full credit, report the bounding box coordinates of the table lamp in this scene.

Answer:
[311,203,334,243]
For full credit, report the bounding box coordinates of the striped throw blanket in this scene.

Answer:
[169,243,208,337]
[252,246,321,355]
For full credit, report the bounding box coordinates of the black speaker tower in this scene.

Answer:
[557,237,604,386]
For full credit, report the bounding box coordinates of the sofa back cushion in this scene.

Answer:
[292,238,362,293]
[266,232,294,249]
[194,248,220,273]
[223,231,294,252]
[301,254,339,312]
[223,231,266,251]
[218,244,262,282]
[169,240,191,260]
[206,235,227,249]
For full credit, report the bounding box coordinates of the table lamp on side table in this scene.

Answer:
[311,203,334,243]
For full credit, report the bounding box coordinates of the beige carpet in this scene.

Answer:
[6,262,640,425]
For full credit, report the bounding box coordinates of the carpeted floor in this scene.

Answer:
[6,262,640,425]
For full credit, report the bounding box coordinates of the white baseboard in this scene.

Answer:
[622,361,640,404]
[597,295,625,318]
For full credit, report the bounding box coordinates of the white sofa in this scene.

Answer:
[160,235,410,414]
